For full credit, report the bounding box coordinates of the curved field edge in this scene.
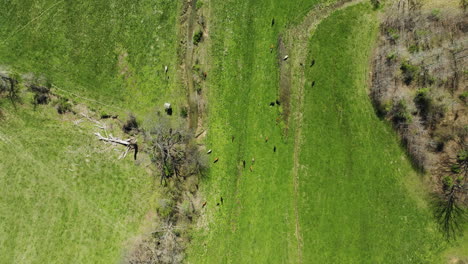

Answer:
[0,104,155,263]
[298,3,442,263]
[187,2,444,263]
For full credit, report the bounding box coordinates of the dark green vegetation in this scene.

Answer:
[187,2,445,263]
[0,103,154,263]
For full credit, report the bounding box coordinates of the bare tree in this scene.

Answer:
[145,118,206,185]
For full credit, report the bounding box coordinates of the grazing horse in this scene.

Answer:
[214,157,219,163]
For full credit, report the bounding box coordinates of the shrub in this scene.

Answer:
[400,60,419,85]
[33,93,49,105]
[180,106,188,118]
[157,198,175,219]
[390,99,412,125]
[371,0,381,9]
[442,176,454,190]
[178,200,193,220]
[386,52,397,62]
[56,97,72,114]
[193,30,203,45]
[461,0,468,11]
[414,88,432,115]
[428,9,441,21]
[451,164,461,174]
[123,114,139,134]
[457,150,467,163]
[196,0,203,9]
[426,103,446,127]
[386,27,399,43]
[459,91,468,104]
[408,44,420,53]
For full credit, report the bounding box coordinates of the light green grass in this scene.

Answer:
[0,0,182,115]
[0,103,154,263]
[187,2,444,263]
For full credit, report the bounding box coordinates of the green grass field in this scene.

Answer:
[0,103,154,263]
[187,2,444,263]
[0,0,182,115]
[0,0,461,263]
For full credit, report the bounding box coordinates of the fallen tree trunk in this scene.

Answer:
[94,132,139,160]
[94,132,131,146]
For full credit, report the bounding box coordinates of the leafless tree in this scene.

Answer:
[145,118,206,184]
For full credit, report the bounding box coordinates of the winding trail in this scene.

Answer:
[279,0,365,261]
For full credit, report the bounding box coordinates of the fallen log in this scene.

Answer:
[94,132,139,160]
[94,132,131,146]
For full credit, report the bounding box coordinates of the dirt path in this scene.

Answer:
[279,0,365,262]
[183,0,199,131]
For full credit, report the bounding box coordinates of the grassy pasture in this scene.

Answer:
[187,2,444,263]
[0,0,182,115]
[0,103,154,263]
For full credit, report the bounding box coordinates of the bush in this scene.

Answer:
[33,93,49,105]
[370,0,381,9]
[426,103,446,127]
[386,27,399,43]
[157,198,175,219]
[400,60,419,85]
[414,88,432,115]
[180,106,188,118]
[123,114,139,134]
[193,30,203,45]
[408,44,420,53]
[196,0,203,9]
[461,0,468,11]
[428,9,441,21]
[390,99,412,125]
[443,176,454,190]
[457,150,467,163]
[459,91,468,103]
[56,97,72,114]
[451,164,461,174]
[386,52,397,62]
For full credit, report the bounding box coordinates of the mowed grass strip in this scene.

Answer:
[0,105,154,263]
[188,2,444,263]
[298,3,443,263]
